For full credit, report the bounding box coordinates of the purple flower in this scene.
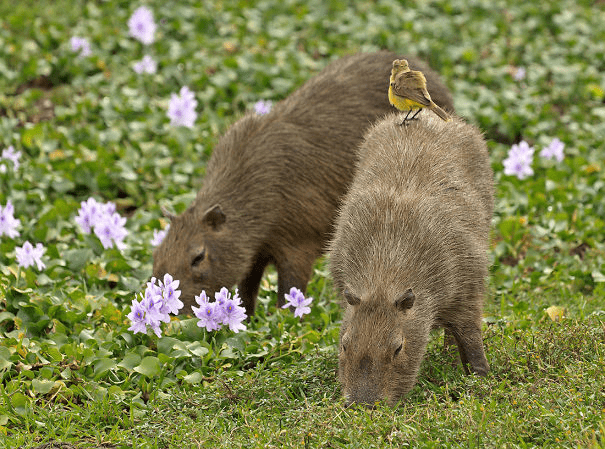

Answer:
[282,287,313,318]
[133,55,157,74]
[151,225,169,246]
[0,200,21,239]
[539,138,565,162]
[167,86,198,128]
[127,297,148,334]
[15,241,46,270]
[214,287,230,306]
[144,277,170,324]
[93,211,128,250]
[76,198,128,249]
[192,291,222,331]
[128,275,183,337]
[221,290,247,333]
[75,197,104,234]
[159,273,184,315]
[513,67,526,81]
[254,100,272,115]
[192,287,247,332]
[128,6,156,45]
[503,140,534,180]
[70,36,91,57]
[0,145,21,173]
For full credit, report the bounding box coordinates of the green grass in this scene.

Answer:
[1,0,604,447]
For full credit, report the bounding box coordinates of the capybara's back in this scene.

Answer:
[153,51,456,317]
[330,112,494,406]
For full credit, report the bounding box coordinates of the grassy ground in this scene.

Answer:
[0,0,604,447]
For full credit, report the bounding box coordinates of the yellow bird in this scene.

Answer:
[388,59,451,124]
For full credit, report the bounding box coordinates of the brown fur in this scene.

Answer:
[153,51,455,316]
[329,113,494,407]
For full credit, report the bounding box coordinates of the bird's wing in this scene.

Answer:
[391,72,432,107]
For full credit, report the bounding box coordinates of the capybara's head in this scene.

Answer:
[338,288,427,407]
[152,203,241,311]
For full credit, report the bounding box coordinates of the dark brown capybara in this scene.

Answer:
[329,112,494,407]
[153,50,456,317]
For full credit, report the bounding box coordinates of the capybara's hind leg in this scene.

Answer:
[449,320,489,376]
[239,249,272,317]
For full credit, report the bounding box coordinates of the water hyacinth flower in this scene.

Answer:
[254,100,272,115]
[192,291,222,332]
[503,140,534,180]
[94,211,128,250]
[540,138,565,162]
[133,54,157,74]
[128,6,156,45]
[159,273,184,315]
[0,145,21,173]
[221,290,247,332]
[127,297,148,334]
[75,197,109,234]
[192,287,247,333]
[16,241,46,270]
[167,86,198,128]
[128,275,183,337]
[0,200,21,239]
[75,198,128,249]
[282,287,313,318]
[151,225,169,246]
[70,36,92,57]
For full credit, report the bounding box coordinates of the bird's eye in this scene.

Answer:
[191,250,206,267]
[342,344,347,353]
[394,343,403,357]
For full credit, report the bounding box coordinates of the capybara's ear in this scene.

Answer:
[203,204,226,229]
[344,288,361,306]
[394,288,415,312]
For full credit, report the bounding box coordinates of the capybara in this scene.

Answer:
[153,51,455,316]
[329,112,494,406]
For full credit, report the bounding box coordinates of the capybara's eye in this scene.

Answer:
[191,250,206,267]
[394,343,403,358]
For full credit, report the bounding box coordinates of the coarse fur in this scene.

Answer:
[329,112,494,407]
[153,51,456,317]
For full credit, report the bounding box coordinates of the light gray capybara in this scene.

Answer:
[329,112,494,406]
[153,51,455,316]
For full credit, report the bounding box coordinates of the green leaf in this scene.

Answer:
[31,378,55,395]
[0,312,15,323]
[63,248,94,272]
[133,356,161,378]
[182,371,203,385]
[10,392,31,416]
[118,353,141,372]
[93,357,117,379]
[187,341,210,358]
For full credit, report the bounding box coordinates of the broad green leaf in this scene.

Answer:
[31,378,55,395]
[0,312,15,323]
[118,353,141,372]
[133,356,161,378]
[182,371,203,385]
[10,392,30,416]
[94,358,117,379]
[63,248,94,272]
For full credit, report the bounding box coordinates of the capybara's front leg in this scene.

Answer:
[450,318,490,376]
[239,250,273,317]
[275,246,318,309]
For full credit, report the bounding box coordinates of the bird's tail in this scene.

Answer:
[429,101,451,122]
